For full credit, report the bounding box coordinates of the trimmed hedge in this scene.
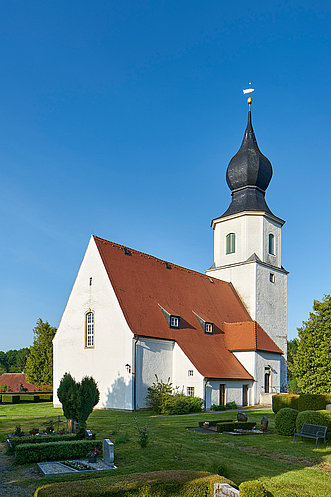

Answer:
[15,439,102,464]
[239,481,267,497]
[198,419,233,427]
[1,394,20,403]
[272,394,299,413]
[298,394,331,412]
[216,422,256,433]
[8,434,77,452]
[34,470,236,497]
[275,408,298,436]
[296,409,331,440]
[1,393,53,404]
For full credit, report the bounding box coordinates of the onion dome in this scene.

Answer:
[220,101,275,218]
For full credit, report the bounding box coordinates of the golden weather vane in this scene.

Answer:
[243,82,255,107]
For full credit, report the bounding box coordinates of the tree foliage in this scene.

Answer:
[0,348,30,374]
[57,373,100,433]
[289,295,331,394]
[25,319,57,386]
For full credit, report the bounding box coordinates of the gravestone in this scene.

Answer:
[214,483,239,497]
[103,439,114,466]
[237,412,247,422]
[326,404,331,411]
[261,416,268,432]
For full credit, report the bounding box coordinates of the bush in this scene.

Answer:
[296,409,331,439]
[161,394,203,415]
[272,394,299,413]
[198,419,233,427]
[275,408,298,436]
[146,376,173,413]
[7,434,77,452]
[211,404,227,411]
[298,394,331,412]
[239,480,267,497]
[2,394,20,404]
[226,401,237,409]
[216,422,256,433]
[15,439,102,464]
[34,470,236,497]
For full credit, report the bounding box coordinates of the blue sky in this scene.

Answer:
[1,1,331,350]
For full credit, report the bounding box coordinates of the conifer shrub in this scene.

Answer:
[15,439,102,464]
[239,480,267,497]
[275,407,298,436]
[272,394,299,413]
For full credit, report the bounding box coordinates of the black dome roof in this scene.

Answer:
[219,106,275,219]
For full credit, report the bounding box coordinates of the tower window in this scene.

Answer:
[205,322,213,334]
[226,233,236,254]
[270,273,275,283]
[85,312,94,348]
[89,277,92,286]
[170,316,180,328]
[268,234,275,255]
[188,370,194,376]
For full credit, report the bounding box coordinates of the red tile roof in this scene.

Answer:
[0,373,46,393]
[94,236,282,380]
[223,322,283,354]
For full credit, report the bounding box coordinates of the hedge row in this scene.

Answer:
[275,408,298,436]
[296,410,331,439]
[198,419,233,427]
[8,434,77,452]
[1,393,52,404]
[217,422,256,433]
[15,439,102,464]
[272,393,331,413]
[34,471,236,497]
[239,481,267,497]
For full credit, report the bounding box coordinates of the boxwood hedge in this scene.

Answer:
[275,408,298,436]
[8,434,77,452]
[34,470,236,497]
[239,480,267,497]
[198,419,233,427]
[15,439,102,464]
[272,393,331,413]
[272,394,299,413]
[296,409,331,439]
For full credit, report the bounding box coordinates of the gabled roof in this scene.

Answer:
[223,322,283,354]
[94,236,282,379]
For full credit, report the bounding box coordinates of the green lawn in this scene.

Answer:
[0,403,330,496]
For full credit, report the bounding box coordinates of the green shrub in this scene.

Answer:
[275,407,298,436]
[2,394,20,404]
[146,375,173,413]
[15,439,102,464]
[296,409,331,439]
[239,480,267,497]
[272,394,299,413]
[211,404,227,411]
[19,394,37,402]
[298,394,331,412]
[161,394,203,415]
[198,419,233,427]
[7,434,77,452]
[34,470,236,497]
[216,422,256,433]
[226,401,237,409]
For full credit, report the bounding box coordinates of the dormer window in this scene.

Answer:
[268,233,275,255]
[205,322,213,334]
[226,233,235,254]
[170,316,180,328]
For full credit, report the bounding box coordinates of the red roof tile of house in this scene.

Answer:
[94,236,282,380]
[0,373,43,393]
[223,322,283,354]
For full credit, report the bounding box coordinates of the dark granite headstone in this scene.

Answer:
[237,412,248,422]
[261,416,268,431]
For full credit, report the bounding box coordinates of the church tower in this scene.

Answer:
[206,99,288,388]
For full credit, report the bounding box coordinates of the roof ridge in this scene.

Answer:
[93,235,229,284]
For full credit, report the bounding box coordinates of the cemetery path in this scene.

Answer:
[0,442,41,496]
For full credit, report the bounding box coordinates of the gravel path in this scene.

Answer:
[0,443,41,496]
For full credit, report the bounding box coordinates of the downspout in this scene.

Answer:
[204,378,208,411]
[133,335,139,411]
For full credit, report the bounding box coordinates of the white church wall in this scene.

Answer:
[262,217,282,268]
[205,380,253,408]
[53,236,134,410]
[172,343,204,399]
[135,338,174,409]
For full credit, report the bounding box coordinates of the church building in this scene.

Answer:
[53,100,288,410]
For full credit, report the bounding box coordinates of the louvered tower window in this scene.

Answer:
[226,233,236,254]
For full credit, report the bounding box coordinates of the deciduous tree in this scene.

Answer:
[289,295,331,394]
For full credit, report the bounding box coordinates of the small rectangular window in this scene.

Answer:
[187,386,195,397]
[89,277,92,286]
[188,370,193,376]
[170,316,179,328]
[205,322,213,334]
[226,233,236,254]
[268,234,275,255]
[270,273,275,283]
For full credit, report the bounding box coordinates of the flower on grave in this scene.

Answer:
[89,448,101,457]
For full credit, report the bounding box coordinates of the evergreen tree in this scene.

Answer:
[25,319,57,386]
[289,295,331,394]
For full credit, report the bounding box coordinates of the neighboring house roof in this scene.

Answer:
[94,236,282,380]
[0,373,45,392]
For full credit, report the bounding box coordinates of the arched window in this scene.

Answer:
[86,312,94,348]
[226,233,235,254]
[268,234,275,255]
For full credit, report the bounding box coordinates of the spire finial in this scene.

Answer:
[247,96,252,110]
[243,83,254,112]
